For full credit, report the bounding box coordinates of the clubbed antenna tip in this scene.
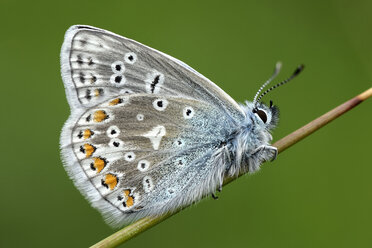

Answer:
[253,62,282,105]
[255,63,305,104]
[293,64,305,77]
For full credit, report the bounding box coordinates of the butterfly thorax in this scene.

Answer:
[222,101,279,176]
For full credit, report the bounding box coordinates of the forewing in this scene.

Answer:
[61,94,236,226]
[61,25,244,122]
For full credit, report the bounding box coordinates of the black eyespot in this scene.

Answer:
[128,55,133,61]
[85,89,91,100]
[113,141,120,147]
[151,75,160,93]
[157,100,163,107]
[96,88,104,96]
[91,75,97,83]
[80,40,87,46]
[76,55,83,65]
[256,109,267,123]
[88,57,94,66]
[101,180,108,188]
[115,76,122,83]
[79,73,85,83]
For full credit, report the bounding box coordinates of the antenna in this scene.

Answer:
[253,62,282,105]
[255,64,304,104]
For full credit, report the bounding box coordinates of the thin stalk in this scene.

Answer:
[91,87,372,248]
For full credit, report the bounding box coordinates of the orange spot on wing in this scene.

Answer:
[94,89,101,96]
[126,196,134,207]
[83,129,93,139]
[109,98,123,106]
[84,144,96,158]
[93,110,108,122]
[124,189,131,197]
[92,157,107,173]
[104,174,118,190]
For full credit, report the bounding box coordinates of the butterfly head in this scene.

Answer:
[249,62,304,130]
[252,100,279,130]
[241,101,279,133]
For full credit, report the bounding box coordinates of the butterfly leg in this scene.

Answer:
[269,146,278,161]
[211,193,219,200]
[253,145,278,162]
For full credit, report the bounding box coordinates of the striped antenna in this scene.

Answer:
[255,64,305,104]
[253,62,282,105]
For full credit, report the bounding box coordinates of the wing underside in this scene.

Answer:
[60,25,243,226]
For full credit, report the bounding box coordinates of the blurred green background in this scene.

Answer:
[1,0,371,247]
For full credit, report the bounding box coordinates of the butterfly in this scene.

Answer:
[60,25,303,227]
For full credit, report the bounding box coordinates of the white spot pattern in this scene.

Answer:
[183,106,194,119]
[120,88,133,94]
[124,52,137,64]
[174,139,184,147]
[124,152,136,162]
[109,138,124,148]
[137,160,150,172]
[142,125,166,150]
[136,114,144,121]
[145,70,164,94]
[110,73,126,86]
[143,176,154,193]
[111,61,125,73]
[153,99,168,111]
[107,125,120,138]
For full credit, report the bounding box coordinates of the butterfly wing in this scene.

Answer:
[61,25,244,120]
[60,25,244,226]
[62,94,235,226]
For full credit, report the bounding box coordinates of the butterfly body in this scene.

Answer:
[60,25,279,226]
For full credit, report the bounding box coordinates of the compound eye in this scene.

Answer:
[255,109,267,123]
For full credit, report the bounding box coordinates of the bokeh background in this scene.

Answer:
[1,0,371,247]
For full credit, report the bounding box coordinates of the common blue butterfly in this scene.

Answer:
[60,25,303,227]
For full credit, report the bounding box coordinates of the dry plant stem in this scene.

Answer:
[91,87,372,248]
[274,87,372,154]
